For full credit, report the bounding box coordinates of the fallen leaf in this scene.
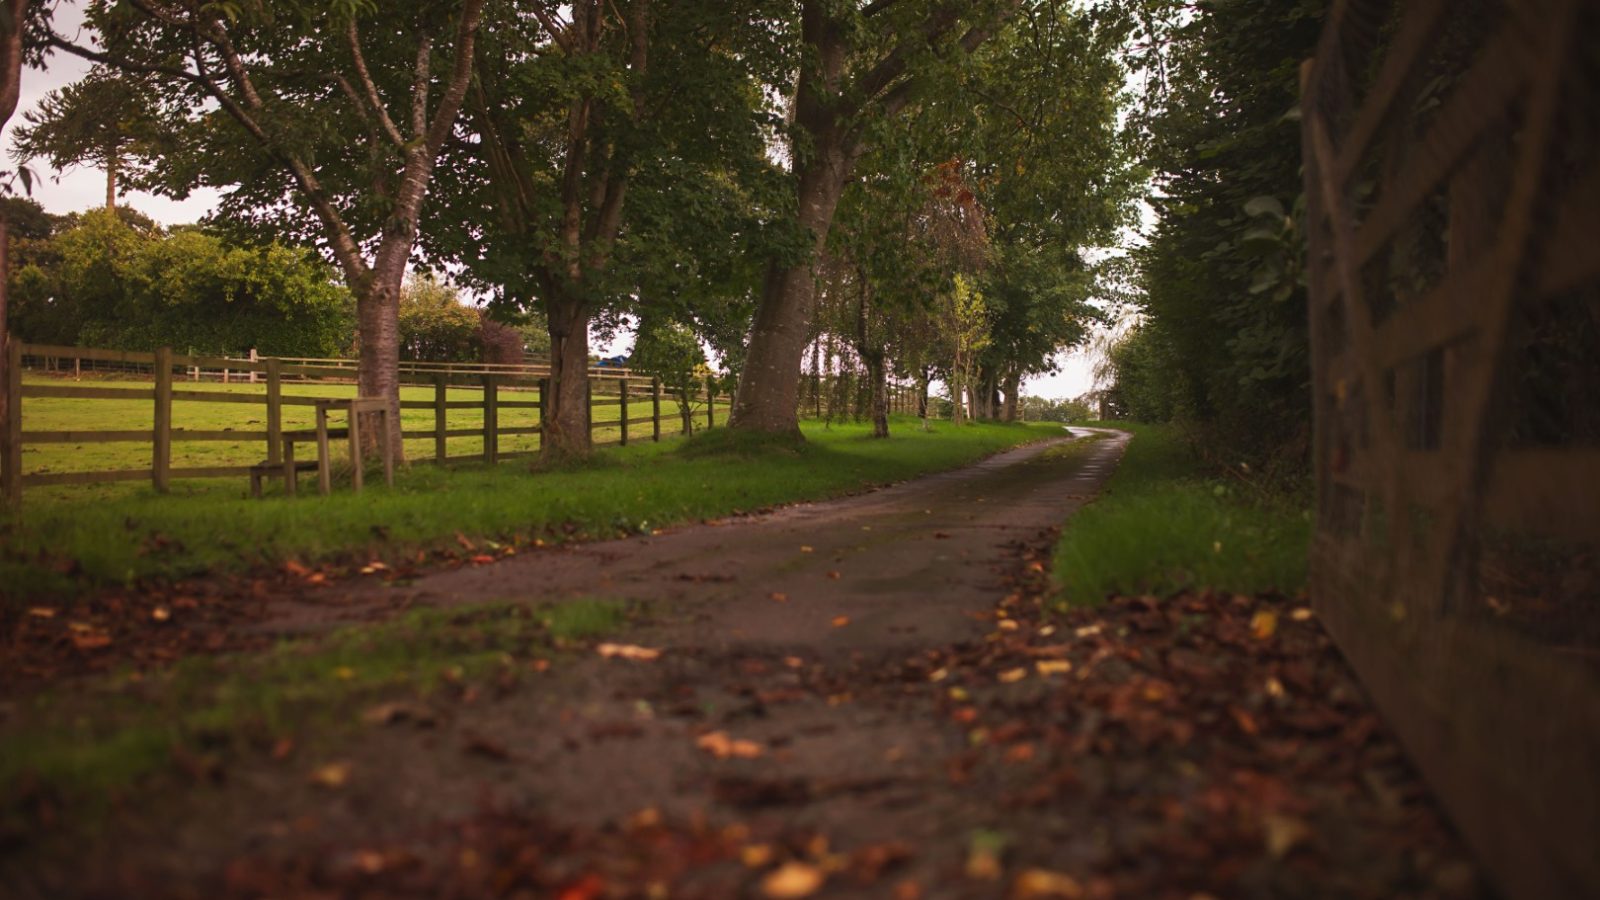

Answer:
[360,701,435,727]
[1251,609,1278,640]
[554,872,606,900]
[309,762,351,789]
[271,737,295,761]
[470,554,496,565]
[741,844,776,868]
[1013,868,1084,898]
[965,830,1006,880]
[70,629,113,651]
[596,643,662,661]
[283,560,311,577]
[761,861,825,899]
[799,545,814,553]
[26,607,57,619]
[1263,813,1311,858]
[463,735,511,761]
[997,619,1020,632]
[770,592,789,602]
[1291,607,1314,621]
[826,570,841,580]
[1035,660,1072,676]
[150,605,172,623]
[998,667,1028,684]
[831,615,851,627]
[696,731,764,759]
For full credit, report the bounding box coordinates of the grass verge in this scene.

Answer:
[0,598,626,831]
[2,417,1060,601]
[1053,422,1311,606]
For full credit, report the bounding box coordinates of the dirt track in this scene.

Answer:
[8,429,1487,899]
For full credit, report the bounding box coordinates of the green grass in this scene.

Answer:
[1052,422,1311,605]
[3,415,1059,600]
[0,598,626,826]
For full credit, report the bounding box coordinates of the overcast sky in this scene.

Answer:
[5,3,1099,400]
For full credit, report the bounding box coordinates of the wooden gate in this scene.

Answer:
[1301,1,1599,897]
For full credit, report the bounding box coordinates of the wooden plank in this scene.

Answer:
[22,430,156,443]
[22,468,149,486]
[1331,0,1449,181]
[398,400,484,410]
[499,426,542,437]
[653,378,662,442]
[168,389,267,405]
[625,415,656,428]
[3,338,21,505]
[266,358,283,465]
[21,384,156,402]
[1484,450,1600,540]
[494,400,541,410]
[153,347,172,493]
[168,465,254,478]
[171,429,272,442]
[17,343,155,365]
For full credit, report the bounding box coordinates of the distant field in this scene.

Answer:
[13,373,727,503]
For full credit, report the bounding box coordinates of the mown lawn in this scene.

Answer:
[2,416,1060,600]
[1053,422,1311,605]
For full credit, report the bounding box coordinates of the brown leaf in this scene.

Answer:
[309,762,351,789]
[1012,868,1084,898]
[463,735,511,761]
[770,592,789,602]
[696,731,764,759]
[1251,609,1279,640]
[831,616,851,628]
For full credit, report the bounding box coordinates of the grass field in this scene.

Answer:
[2,413,1061,600]
[14,372,723,493]
[1053,422,1311,605]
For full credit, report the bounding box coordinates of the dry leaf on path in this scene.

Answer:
[309,762,351,789]
[760,861,825,898]
[696,731,764,759]
[596,643,662,661]
[1012,868,1084,898]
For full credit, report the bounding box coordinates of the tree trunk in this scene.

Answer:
[542,290,591,460]
[864,353,889,438]
[355,270,405,459]
[105,154,117,210]
[1002,370,1021,422]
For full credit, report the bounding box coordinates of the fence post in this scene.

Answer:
[706,376,715,429]
[586,378,594,444]
[248,348,259,384]
[153,346,172,493]
[619,376,629,446]
[266,357,283,465]
[652,377,662,442]
[2,337,20,507]
[537,377,549,455]
[681,386,692,435]
[434,374,448,462]
[483,374,499,464]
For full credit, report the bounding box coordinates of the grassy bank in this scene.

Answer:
[1,598,626,829]
[3,417,1060,600]
[1053,422,1310,605]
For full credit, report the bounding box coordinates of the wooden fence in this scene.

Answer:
[1302,2,1599,898]
[0,342,725,505]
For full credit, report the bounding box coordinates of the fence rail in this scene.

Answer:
[0,342,727,505]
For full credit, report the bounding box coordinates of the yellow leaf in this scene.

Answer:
[1035,660,1072,676]
[741,844,775,868]
[831,615,850,628]
[761,862,825,899]
[998,667,1028,684]
[1250,610,1278,640]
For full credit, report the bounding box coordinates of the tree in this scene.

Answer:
[728,0,1023,436]
[9,209,355,355]
[1121,0,1323,467]
[941,274,990,425]
[10,64,165,208]
[42,0,485,455]
[629,318,706,432]
[429,1,784,460]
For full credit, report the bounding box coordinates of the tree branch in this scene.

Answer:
[346,18,408,149]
